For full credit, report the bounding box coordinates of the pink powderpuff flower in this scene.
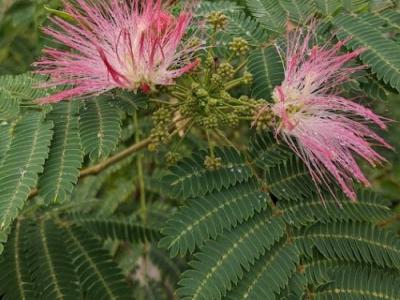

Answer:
[33,0,200,104]
[268,23,392,201]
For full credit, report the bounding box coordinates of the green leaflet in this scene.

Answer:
[224,238,300,300]
[334,13,400,92]
[248,46,284,100]
[0,73,51,120]
[313,265,400,299]
[296,221,400,270]
[246,0,315,32]
[0,112,53,249]
[278,189,392,226]
[0,220,37,300]
[163,147,252,199]
[68,214,162,243]
[160,179,271,257]
[225,12,269,45]
[178,210,286,300]
[80,97,122,160]
[196,1,243,15]
[38,101,82,204]
[314,0,342,15]
[26,219,81,300]
[65,226,132,300]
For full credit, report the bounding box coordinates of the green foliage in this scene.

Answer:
[1,1,400,299]
[80,97,122,160]
[225,12,270,45]
[248,47,284,99]
[312,265,400,299]
[27,219,81,300]
[334,13,400,92]
[69,214,162,243]
[38,101,83,204]
[0,112,53,252]
[246,0,317,31]
[314,0,342,15]
[297,221,400,269]
[162,147,252,199]
[161,136,400,299]
[160,179,270,256]
[278,189,392,226]
[225,238,300,300]
[177,210,285,300]
[65,226,132,300]
[0,73,50,120]
[0,221,37,300]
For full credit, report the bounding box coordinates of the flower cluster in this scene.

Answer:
[263,24,391,200]
[34,0,200,103]
[35,0,391,201]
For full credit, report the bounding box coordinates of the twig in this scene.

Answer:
[28,137,152,199]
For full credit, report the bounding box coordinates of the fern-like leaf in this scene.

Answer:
[333,13,400,92]
[178,210,285,300]
[0,112,53,241]
[196,1,242,16]
[312,265,400,299]
[65,226,132,300]
[69,214,161,243]
[160,179,270,257]
[246,0,287,32]
[0,73,50,120]
[225,12,269,45]
[278,189,392,226]
[111,90,148,116]
[0,120,17,166]
[163,147,252,199]
[80,97,121,159]
[314,0,342,15]
[249,132,292,169]
[296,221,400,270]
[26,219,81,300]
[248,47,284,99]
[38,101,82,204]
[224,237,300,300]
[246,0,316,31]
[0,220,37,300]
[264,155,315,201]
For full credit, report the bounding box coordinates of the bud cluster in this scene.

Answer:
[253,104,276,130]
[229,37,249,56]
[149,107,172,150]
[204,155,222,170]
[165,151,182,165]
[207,11,228,30]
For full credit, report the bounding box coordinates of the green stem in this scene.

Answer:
[134,112,146,224]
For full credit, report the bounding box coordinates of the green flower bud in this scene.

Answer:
[204,155,223,171]
[207,11,228,30]
[229,37,249,56]
[165,152,182,165]
[217,62,235,79]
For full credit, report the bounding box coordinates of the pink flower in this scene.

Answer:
[33,0,199,104]
[269,23,391,201]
